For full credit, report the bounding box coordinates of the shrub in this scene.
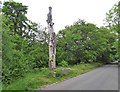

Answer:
[58,60,68,67]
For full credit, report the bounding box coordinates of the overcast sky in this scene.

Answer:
[2,0,118,33]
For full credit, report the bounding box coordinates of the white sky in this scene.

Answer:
[1,0,119,33]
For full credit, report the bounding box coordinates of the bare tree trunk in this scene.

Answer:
[48,24,56,70]
[47,6,56,70]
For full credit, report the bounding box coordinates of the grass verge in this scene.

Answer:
[2,62,103,91]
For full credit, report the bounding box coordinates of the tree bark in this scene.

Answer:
[48,24,56,70]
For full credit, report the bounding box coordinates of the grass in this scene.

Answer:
[2,62,103,91]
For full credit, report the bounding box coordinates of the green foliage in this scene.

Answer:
[3,62,103,90]
[2,0,118,88]
[2,16,29,84]
[2,1,48,85]
[105,3,119,30]
[57,19,117,65]
[104,2,119,61]
[58,60,68,67]
[2,1,28,36]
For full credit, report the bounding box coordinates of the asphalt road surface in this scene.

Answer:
[41,64,118,90]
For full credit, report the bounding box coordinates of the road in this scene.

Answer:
[41,64,118,90]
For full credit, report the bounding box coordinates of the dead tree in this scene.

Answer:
[47,6,56,70]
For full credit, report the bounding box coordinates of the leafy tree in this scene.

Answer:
[2,14,32,84]
[2,1,48,85]
[57,19,117,65]
[104,2,119,61]
[2,1,28,36]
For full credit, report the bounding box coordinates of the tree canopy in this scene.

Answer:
[56,19,117,65]
[104,2,119,61]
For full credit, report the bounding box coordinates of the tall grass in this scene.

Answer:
[2,62,103,90]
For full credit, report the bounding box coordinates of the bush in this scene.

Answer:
[58,60,68,67]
